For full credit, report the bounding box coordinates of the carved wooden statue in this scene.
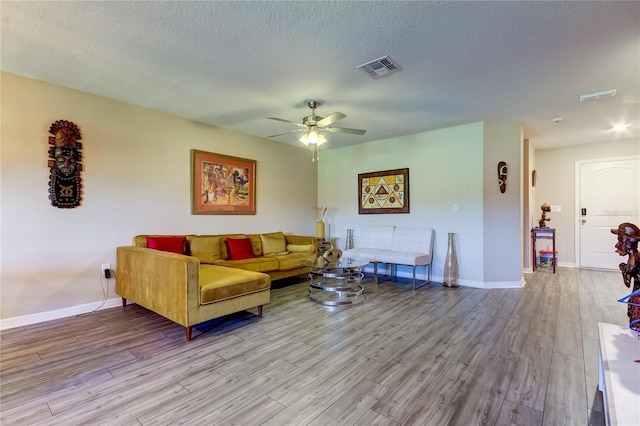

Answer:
[611,222,640,332]
[538,203,551,228]
[48,120,83,208]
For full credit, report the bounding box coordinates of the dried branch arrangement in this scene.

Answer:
[315,206,327,222]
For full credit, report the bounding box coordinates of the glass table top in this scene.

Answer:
[303,257,370,269]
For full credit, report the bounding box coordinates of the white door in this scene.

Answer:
[578,156,640,269]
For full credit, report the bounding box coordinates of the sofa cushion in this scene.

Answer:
[226,237,257,260]
[246,234,263,256]
[343,247,382,261]
[359,225,395,249]
[271,252,316,270]
[215,257,279,272]
[375,249,431,266]
[260,232,288,255]
[146,236,186,254]
[199,265,270,305]
[187,236,221,264]
[286,244,314,253]
[219,234,246,259]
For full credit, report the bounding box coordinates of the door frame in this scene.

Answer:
[574,154,640,268]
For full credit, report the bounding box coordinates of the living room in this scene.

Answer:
[0,2,640,426]
[1,2,639,424]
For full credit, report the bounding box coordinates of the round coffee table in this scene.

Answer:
[304,257,368,305]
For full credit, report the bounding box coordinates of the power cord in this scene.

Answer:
[76,269,113,317]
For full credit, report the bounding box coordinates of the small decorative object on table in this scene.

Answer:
[323,247,342,264]
[443,232,459,288]
[611,222,640,333]
[538,203,551,228]
[315,205,327,238]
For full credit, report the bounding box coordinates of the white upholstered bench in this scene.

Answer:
[343,225,434,289]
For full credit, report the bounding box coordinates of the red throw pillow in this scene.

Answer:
[146,236,186,254]
[226,237,256,260]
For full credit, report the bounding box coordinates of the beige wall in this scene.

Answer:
[534,139,640,266]
[482,122,524,283]
[0,72,318,322]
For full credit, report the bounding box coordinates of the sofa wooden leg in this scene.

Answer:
[121,297,127,307]
[258,305,263,317]
[186,326,192,342]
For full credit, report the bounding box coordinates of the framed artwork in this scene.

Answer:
[358,168,409,214]
[191,149,256,215]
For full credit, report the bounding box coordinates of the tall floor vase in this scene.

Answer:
[345,229,354,250]
[443,232,459,288]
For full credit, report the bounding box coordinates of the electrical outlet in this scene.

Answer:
[453,203,459,212]
[102,263,111,278]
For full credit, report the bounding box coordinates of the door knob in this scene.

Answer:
[581,218,587,224]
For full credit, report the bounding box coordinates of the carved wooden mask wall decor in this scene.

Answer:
[498,161,508,193]
[48,120,83,208]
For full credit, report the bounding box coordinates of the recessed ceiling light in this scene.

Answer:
[612,123,630,132]
[579,89,617,102]
[551,117,564,124]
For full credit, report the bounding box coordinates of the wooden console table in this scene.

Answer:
[531,227,556,273]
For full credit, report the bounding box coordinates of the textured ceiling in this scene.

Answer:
[1,1,638,150]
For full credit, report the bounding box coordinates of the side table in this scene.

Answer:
[531,227,556,273]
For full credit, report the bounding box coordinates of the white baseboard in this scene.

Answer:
[0,297,122,331]
[363,265,525,289]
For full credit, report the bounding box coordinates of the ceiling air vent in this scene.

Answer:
[357,55,401,79]
[579,89,616,102]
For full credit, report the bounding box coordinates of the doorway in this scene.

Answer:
[576,156,640,269]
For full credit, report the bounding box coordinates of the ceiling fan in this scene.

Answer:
[268,100,366,146]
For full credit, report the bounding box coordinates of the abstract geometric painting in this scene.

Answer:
[358,168,409,214]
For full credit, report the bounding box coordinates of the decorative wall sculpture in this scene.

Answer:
[48,120,83,208]
[498,161,508,193]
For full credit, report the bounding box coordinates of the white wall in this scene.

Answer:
[534,139,639,266]
[0,72,318,322]
[318,121,524,288]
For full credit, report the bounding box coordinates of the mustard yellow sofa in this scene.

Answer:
[116,232,316,340]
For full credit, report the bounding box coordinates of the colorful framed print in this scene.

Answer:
[358,168,409,214]
[191,150,256,215]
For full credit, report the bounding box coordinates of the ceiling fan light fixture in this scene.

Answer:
[299,133,310,145]
[300,129,326,145]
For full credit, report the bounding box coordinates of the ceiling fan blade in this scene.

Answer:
[325,126,366,135]
[268,117,307,128]
[317,112,346,127]
[269,129,307,138]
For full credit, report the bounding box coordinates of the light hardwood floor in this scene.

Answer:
[0,268,630,425]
